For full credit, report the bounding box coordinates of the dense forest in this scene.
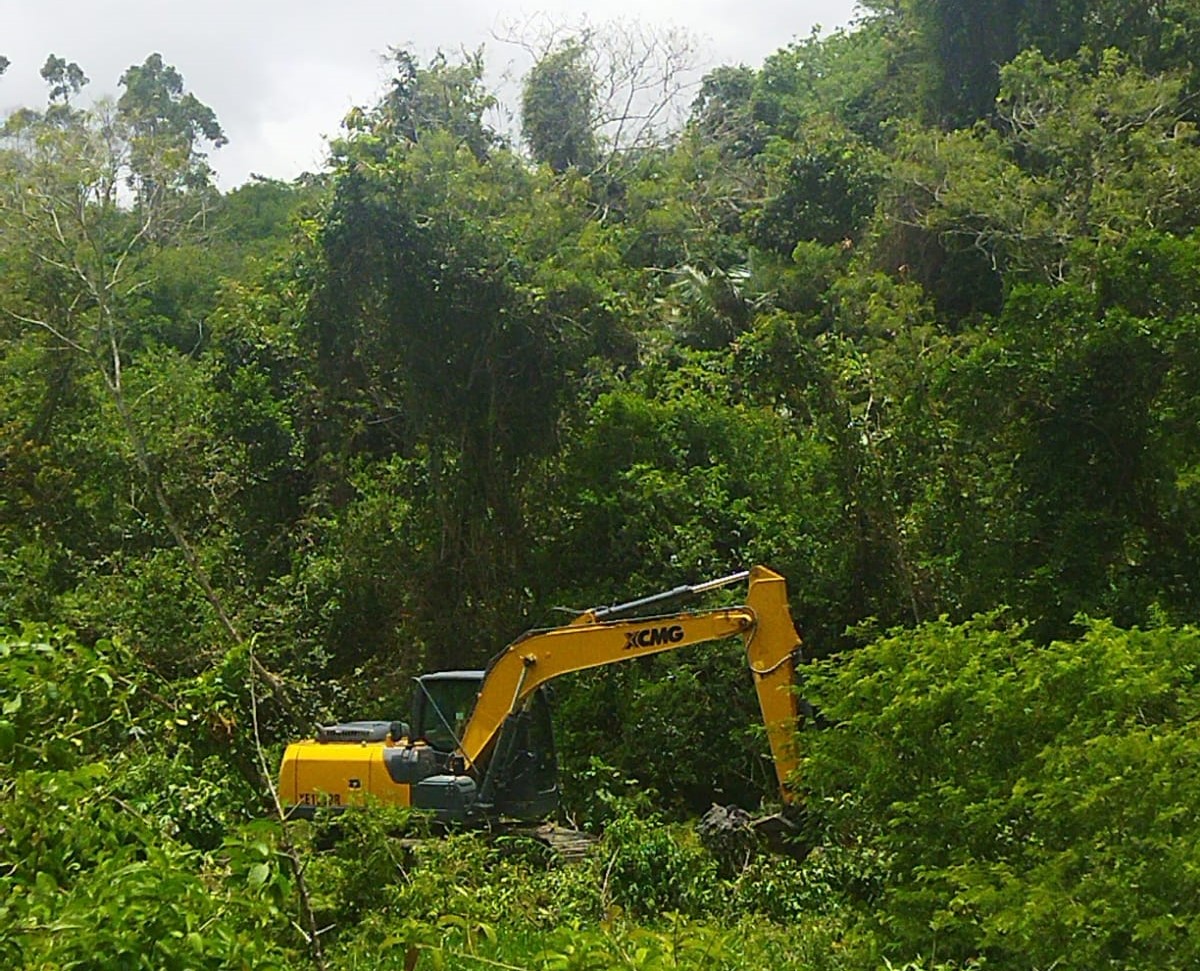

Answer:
[4,1,1200,967]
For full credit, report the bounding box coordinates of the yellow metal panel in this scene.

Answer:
[279,740,411,809]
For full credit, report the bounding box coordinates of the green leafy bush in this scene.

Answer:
[597,802,719,917]
[0,625,132,772]
[800,616,1200,970]
[0,767,298,968]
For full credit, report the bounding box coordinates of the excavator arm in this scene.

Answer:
[459,565,803,802]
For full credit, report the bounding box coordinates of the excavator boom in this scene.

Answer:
[460,565,802,801]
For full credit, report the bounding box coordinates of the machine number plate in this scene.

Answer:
[298,792,343,807]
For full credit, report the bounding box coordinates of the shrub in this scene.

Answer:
[800,616,1200,970]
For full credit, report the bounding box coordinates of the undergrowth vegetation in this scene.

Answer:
[5,619,1200,969]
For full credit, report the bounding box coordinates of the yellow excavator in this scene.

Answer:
[278,565,804,824]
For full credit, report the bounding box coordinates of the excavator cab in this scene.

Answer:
[411,671,485,752]
[408,671,559,822]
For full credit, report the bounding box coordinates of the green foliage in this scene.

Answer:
[113,745,260,849]
[344,48,498,161]
[895,0,1026,128]
[286,797,874,969]
[801,616,1200,969]
[534,382,833,595]
[334,914,867,971]
[304,97,634,662]
[0,624,132,771]
[302,804,429,923]
[522,41,599,173]
[592,801,718,916]
[750,25,913,146]
[118,52,226,198]
[0,771,298,968]
[748,125,881,254]
[0,626,297,968]
[883,48,1200,295]
[41,54,88,109]
[213,176,313,255]
[856,0,1200,130]
[690,65,763,159]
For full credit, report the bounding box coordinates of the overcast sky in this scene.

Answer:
[3,0,861,189]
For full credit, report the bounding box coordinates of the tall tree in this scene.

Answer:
[41,54,88,106]
[0,66,248,668]
[883,48,1200,292]
[521,40,598,173]
[117,53,226,206]
[504,18,700,181]
[857,0,1023,128]
[352,47,498,162]
[304,62,633,663]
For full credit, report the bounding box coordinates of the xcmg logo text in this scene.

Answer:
[623,625,685,650]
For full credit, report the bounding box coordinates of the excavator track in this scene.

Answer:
[517,822,596,861]
[392,820,596,862]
